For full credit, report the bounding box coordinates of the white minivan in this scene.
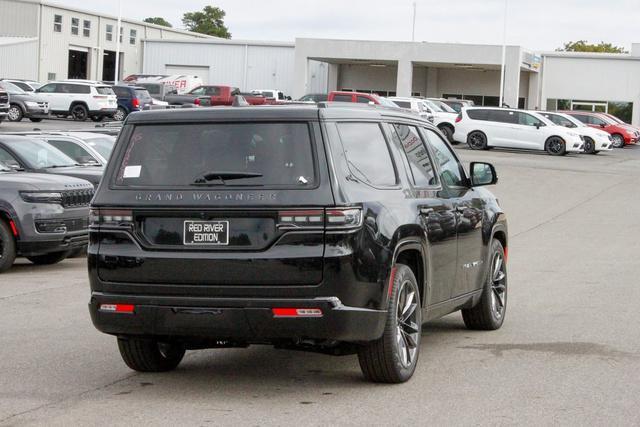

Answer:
[454,107,584,155]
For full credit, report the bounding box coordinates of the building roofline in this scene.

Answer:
[540,51,638,60]
[295,37,523,50]
[143,38,294,48]
[12,0,218,39]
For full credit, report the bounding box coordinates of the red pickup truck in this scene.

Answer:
[327,91,397,107]
[165,85,267,106]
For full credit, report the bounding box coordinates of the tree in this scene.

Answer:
[556,40,627,53]
[143,17,173,28]
[182,6,231,38]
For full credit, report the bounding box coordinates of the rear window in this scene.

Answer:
[96,86,115,95]
[140,84,160,95]
[116,123,316,188]
[134,89,152,100]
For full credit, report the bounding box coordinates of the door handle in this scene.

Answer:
[420,207,434,215]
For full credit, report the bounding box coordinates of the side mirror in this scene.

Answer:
[535,122,545,129]
[4,159,22,170]
[470,162,498,187]
[600,123,606,128]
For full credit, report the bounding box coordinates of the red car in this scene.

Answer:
[563,111,638,148]
[327,91,398,107]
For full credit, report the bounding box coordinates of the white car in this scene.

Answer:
[424,98,459,143]
[538,111,613,154]
[454,107,584,155]
[252,89,286,101]
[387,97,434,122]
[35,80,117,121]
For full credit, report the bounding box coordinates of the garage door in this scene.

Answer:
[165,65,210,84]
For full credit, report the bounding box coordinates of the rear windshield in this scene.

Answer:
[116,123,316,188]
[140,84,160,95]
[135,89,152,100]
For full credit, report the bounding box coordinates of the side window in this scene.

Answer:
[189,87,206,95]
[571,114,589,124]
[590,116,606,126]
[392,124,437,187]
[356,96,371,104]
[333,95,352,102]
[0,147,20,168]
[337,122,397,187]
[518,112,542,126]
[423,129,467,188]
[489,110,517,124]
[467,109,489,121]
[112,87,128,98]
[47,140,90,162]
[38,84,57,93]
[68,84,90,94]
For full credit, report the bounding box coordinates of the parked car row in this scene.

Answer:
[0,129,118,273]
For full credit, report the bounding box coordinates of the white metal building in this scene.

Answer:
[142,38,327,96]
[0,0,212,82]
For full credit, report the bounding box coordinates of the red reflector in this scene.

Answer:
[9,220,18,237]
[272,308,323,318]
[387,266,397,297]
[100,304,135,313]
[504,247,508,263]
[194,98,200,105]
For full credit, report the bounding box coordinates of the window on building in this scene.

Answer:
[83,20,91,37]
[119,26,123,43]
[106,24,113,41]
[71,18,79,35]
[53,15,62,32]
[47,73,56,81]
[129,29,137,45]
[336,123,397,187]
[483,96,500,107]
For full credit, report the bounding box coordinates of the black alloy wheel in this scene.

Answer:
[462,239,507,330]
[467,131,488,150]
[0,220,17,273]
[545,137,566,156]
[8,104,24,122]
[583,137,596,154]
[70,104,88,121]
[358,264,422,383]
[611,134,625,149]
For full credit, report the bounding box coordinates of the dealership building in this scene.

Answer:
[2,0,640,124]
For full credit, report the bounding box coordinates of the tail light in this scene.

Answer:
[276,208,362,230]
[99,304,135,314]
[194,98,201,106]
[90,209,133,228]
[272,308,322,318]
[9,220,18,237]
[455,113,462,123]
[132,98,140,109]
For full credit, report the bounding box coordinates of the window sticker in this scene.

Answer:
[123,165,141,178]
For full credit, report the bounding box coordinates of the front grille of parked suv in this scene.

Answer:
[61,189,94,208]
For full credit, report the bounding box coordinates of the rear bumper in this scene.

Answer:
[89,293,387,343]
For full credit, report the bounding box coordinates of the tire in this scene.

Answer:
[545,136,566,156]
[593,150,600,155]
[29,118,43,123]
[462,239,507,330]
[0,220,17,273]
[70,104,88,121]
[26,251,70,265]
[583,137,596,154]
[611,134,625,148]
[467,131,488,150]
[8,104,24,122]
[113,107,127,122]
[358,264,422,383]
[439,125,454,143]
[118,337,185,372]
[90,115,104,122]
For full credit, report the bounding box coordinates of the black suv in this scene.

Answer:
[88,105,508,383]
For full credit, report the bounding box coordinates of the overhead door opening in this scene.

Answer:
[68,49,88,79]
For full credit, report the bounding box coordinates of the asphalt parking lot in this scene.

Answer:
[1,125,640,425]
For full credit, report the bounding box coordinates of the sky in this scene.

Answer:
[48,0,640,51]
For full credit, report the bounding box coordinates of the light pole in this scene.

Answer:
[411,2,417,42]
[113,0,122,83]
[498,0,508,107]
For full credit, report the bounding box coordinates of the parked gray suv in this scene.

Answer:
[0,161,94,272]
[0,80,49,122]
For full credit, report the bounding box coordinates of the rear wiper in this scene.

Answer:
[191,171,263,186]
